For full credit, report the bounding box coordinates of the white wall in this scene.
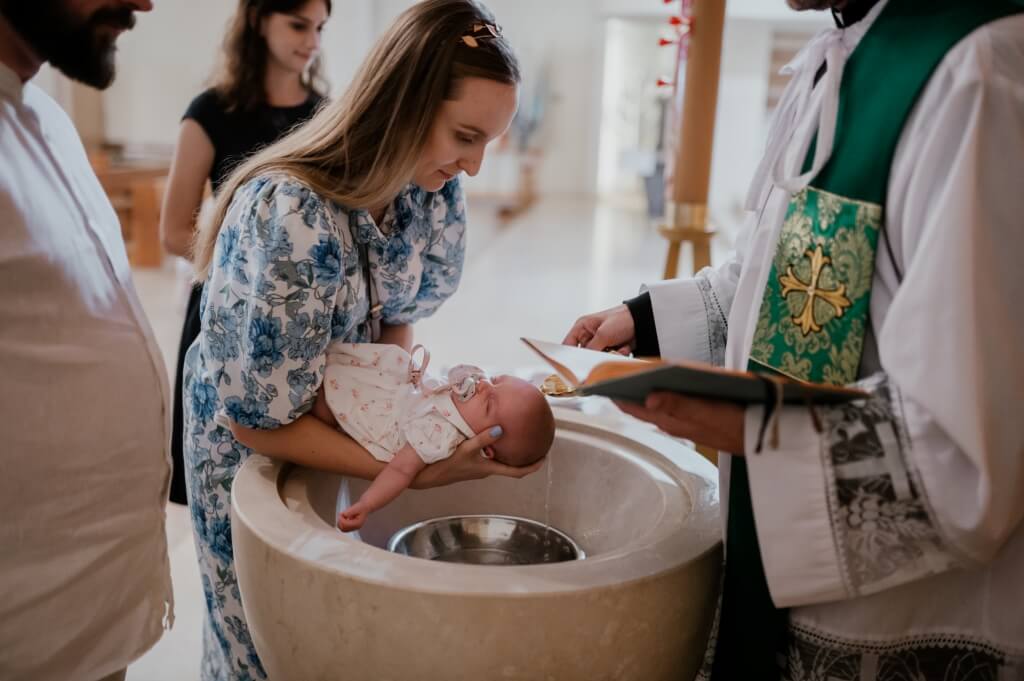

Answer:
[104,0,231,150]
[595,18,675,198]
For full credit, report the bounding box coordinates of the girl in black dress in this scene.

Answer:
[160,0,332,504]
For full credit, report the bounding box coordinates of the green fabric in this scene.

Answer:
[749,188,882,385]
[712,2,1023,680]
[815,0,1024,205]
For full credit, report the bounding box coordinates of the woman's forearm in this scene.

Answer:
[162,214,197,258]
[161,119,215,259]
[230,414,386,480]
[378,323,413,351]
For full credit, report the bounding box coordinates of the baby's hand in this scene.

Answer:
[338,506,367,532]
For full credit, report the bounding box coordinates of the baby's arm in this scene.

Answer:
[338,444,426,532]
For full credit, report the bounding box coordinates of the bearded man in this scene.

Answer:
[0,3,173,681]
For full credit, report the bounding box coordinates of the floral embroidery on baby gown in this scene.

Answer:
[399,405,468,464]
[181,174,466,681]
[320,343,471,465]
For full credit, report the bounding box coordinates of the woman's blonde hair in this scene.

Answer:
[192,0,520,278]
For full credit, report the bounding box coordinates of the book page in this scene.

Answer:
[585,359,664,384]
[521,338,655,387]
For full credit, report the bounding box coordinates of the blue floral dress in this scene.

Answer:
[182,174,467,680]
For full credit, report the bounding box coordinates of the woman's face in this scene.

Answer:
[412,77,520,192]
[261,0,329,76]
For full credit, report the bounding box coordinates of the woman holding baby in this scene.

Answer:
[181,1,543,678]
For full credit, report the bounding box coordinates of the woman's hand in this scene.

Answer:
[563,304,635,353]
[411,427,544,489]
[615,392,746,454]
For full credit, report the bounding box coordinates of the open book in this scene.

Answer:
[522,338,866,406]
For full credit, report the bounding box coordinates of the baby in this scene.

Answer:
[311,343,555,532]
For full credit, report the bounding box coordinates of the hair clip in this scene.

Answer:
[460,23,502,48]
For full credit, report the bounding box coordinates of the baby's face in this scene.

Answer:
[456,374,539,439]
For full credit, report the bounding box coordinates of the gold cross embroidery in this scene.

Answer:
[778,244,851,335]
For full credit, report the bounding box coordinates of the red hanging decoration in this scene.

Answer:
[656,0,696,71]
[660,0,697,200]
[656,0,696,88]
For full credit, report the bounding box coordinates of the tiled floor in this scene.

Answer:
[126,195,729,679]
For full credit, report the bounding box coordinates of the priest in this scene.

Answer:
[564,0,1024,678]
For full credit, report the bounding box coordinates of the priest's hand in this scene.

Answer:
[615,392,745,454]
[563,304,635,353]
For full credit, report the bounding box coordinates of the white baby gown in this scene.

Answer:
[322,343,477,464]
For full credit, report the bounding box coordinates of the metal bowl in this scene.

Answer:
[386,514,585,565]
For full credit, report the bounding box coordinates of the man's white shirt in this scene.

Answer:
[0,62,173,681]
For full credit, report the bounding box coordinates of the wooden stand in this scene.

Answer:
[659,202,713,279]
[660,0,726,281]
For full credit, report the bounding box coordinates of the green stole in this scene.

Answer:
[712,1,1024,679]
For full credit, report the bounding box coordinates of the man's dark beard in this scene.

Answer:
[0,1,135,89]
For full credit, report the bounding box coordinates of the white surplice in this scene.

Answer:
[645,4,1024,678]
[0,63,174,681]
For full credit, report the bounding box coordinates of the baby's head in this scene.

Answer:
[456,374,555,467]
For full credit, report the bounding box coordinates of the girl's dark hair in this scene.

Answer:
[213,0,332,112]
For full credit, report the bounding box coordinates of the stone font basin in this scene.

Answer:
[231,408,721,681]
